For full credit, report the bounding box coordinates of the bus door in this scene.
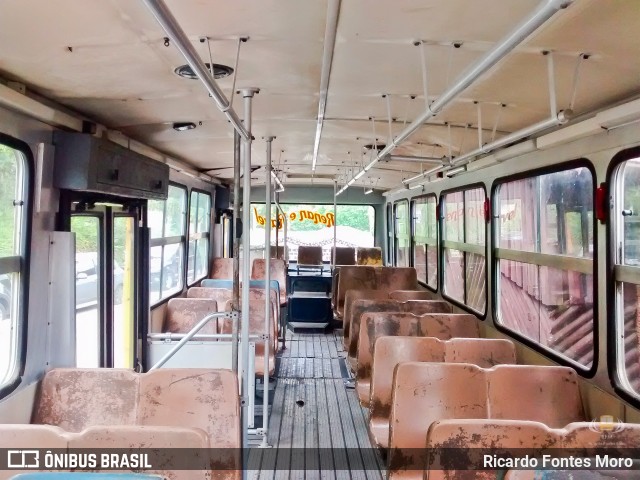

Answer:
[60,193,144,369]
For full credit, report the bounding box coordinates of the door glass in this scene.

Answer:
[114,216,135,368]
[71,216,101,368]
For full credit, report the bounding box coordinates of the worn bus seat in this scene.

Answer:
[201,278,282,309]
[270,245,285,260]
[188,286,279,347]
[388,290,434,301]
[347,299,452,369]
[334,266,418,322]
[251,258,287,306]
[357,313,486,404]
[210,257,234,280]
[165,298,219,334]
[222,293,276,377]
[367,335,515,448]
[356,247,383,266]
[387,363,584,480]
[332,246,356,265]
[342,289,433,341]
[0,425,213,480]
[297,245,323,265]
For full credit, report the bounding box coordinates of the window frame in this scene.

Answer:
[0,133,33,399]
[411,194,438,291]
[607,146,640,405]
[393,200,410,267]
[440,183,488,318]
[148,182,188,307]
[187,188,212,287]
[491,159,598,378]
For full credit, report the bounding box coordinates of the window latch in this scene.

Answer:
[622,208,634,217]
[13,200,24,206]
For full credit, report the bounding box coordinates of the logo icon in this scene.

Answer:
[588,415,625,434]
[7,450,40,469]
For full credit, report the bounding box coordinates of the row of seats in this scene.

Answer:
[0,368,240,480]
[210,258,287,306]
[335,266,639,479]
[332,266,419,321]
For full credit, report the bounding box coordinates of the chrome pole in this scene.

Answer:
[239,87,259,450]
[232,130,241,374]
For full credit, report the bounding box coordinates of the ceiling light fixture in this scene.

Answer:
[364,188,374,195]
[173,122,197,131]
[174,63,234,80]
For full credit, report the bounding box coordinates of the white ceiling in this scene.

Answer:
[0,0,638,190]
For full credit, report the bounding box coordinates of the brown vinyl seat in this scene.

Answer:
[358,313,486,405]
[388,290,434,301]
[223,292,276,377]
[29,368,240,479]
[427,420,640,480]
[334,266,419,322]
[270,245,285,260]
[165,297,219,334]
[297,245,323,265]
[187,286,233,310]
[342,289,390,342]
[0,424,213,480]
[367,335,515,449]
[347,299,452,370]
[210,257,234,280]
[332,246,356,266]
[356,247,383,265]
[387,363,584,480]
[251,258,287,306]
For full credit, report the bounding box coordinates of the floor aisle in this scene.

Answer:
[248,329,386,480]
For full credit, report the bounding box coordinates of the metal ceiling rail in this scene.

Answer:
[384,154,444,164]
[336,0,573,196]
[312,0,342,172]
[141,0,250,141]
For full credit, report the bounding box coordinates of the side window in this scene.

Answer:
[148,184,187,304]
[0,141,29,392]
[494,166,594,370]
[394,201,410,267]
[442,187,486,314]
[613,155,640,396]
[187,191,211,285]
[412,195,438,289]
[386,204,394,265]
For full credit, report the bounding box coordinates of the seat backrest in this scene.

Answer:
[561,421,640,449]
[138,369,240,449]
[201,278,281,306]
[270,245,285,260]
[165,298,218,334]
[487,365,584,428]
[356,247,383,266]
[374,267,418,290]
[360,313,481,397]
[388,363,488,474]
[425,419,560,480]
[348,299,453,360]
[210,257,234,279]
[187,287,233,311]
[444,338,516,367]
[298,245,323,265]
[335,266,377,317]
[221,289,277,352]
[332,246,356,265]
[251,258,287,301]
[33,369,139,431]
[342,289,390,343]
[389,290,433,301]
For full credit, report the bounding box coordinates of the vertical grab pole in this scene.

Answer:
[332,180,337,269]
[239,87,259,452]
[262,136,275,447]
[232,130,241,374]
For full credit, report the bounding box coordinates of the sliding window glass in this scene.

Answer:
[412,195,437,289]
[394,201,410,267]
[442,187,486,314]
[148,184,186,304]
[613,153,640,398]
[187,191,211,285]
[494,166,594,370]
[0,140,29,393]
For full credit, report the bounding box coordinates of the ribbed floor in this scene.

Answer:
[248,330,385,479]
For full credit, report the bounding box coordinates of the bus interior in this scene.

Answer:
[1,0,640,478]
